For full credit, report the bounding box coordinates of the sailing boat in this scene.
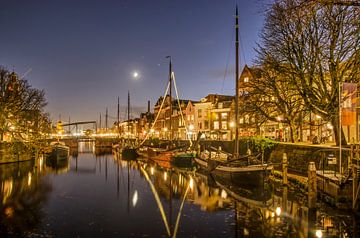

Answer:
[136,57,180,161]
[122,91,139,160]
[194,6,272,184]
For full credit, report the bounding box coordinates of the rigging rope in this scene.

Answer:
[172,72,193,147]
[139,80,170,146]
[138,71,193,147]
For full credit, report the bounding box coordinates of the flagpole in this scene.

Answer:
[339,81,342,177]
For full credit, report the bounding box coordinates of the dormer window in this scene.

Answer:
[244,77,249,83]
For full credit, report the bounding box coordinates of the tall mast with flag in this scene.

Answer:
[234,5,240,157]
[166,56,172,141]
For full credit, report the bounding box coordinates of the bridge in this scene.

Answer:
[61,121,97,135]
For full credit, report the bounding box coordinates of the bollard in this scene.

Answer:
[282,153,288,185]
[353,144,359,209]
[308,162,317,209]
[282,186,288,214]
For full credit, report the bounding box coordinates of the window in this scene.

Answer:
[239,117,244,124]
[198,109,202,118]
[204,120,209,129]
[245,115,250,123]
[221,113,228,119]
[218,103,223,109]
[244,77,249,83]
[214,121,219,130]
[179,118,184,126]
[221,122,227,130]
[198,122,202,129]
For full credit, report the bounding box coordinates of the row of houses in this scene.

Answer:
[115,65,354,143]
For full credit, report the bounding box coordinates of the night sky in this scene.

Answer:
[0,0,265,126]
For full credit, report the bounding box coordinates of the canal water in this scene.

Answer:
[0,142,358,237]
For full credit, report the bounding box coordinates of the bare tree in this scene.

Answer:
[257,0,359,145]
[240,64,306,142]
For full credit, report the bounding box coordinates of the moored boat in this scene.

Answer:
[121,146,139,161]
[121,91,139,161]
[194,7,273,185]
[194,155,273,186]
[171,151,197,168]
[47,141,69,162]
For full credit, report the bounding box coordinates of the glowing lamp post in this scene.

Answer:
[163,127,168,139]
[188,124,194,140]
[230,121,235,141]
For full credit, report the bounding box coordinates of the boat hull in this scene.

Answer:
[194,157,273,187]
[121,148,138,161]
[171,152,196,168]
[47,144,69,162]
[137,147,173,160]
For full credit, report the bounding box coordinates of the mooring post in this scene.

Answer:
[308,162,317,209]
[282,153,288,186]
[282,186,288,214]
[353,144,359,210]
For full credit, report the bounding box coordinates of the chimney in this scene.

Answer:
[147,100,150,113]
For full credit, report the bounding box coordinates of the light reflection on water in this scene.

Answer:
[0,142,357,237]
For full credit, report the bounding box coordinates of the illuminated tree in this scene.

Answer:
[240,64,306,143]
[257,0,359,145]
[0,67,49,142]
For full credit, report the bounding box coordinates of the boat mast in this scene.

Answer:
[234,5,240,157]
[117,96,120,137]
[167,56,173,141]
[128,90,130,140]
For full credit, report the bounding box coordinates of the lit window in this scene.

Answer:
[244,77,249,83]
[239,118,244,124]
[198,109,202,118]
[221,122,227,130]
[218,103,223,108]
[214,121,219,130]
[221,113,228,119]
[245,115,249,123]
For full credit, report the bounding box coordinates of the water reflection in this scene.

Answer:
[0,159,52,236]
[0,141,357,237]
[45,155,70,174]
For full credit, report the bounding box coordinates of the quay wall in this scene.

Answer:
[1,138,349,175]
[161,139,349,176]
[0,142,35,164]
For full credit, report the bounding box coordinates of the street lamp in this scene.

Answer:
[230,121,235,140]
[188,124,194,140]
[163,127,168,139]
